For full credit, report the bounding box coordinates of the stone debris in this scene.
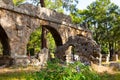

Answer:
[55,35,101,64]
[11,54,30,67]
[109,62,120,71]
[30,48,49,67]
[9,48,49,67]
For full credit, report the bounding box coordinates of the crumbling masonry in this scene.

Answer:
[0,0,101,64]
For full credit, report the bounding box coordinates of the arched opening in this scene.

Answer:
[27,27,42,56]
[27,25,62,56]
[65,45,78,63]
[43,25,62,47]
[0,25,10,56]
[71,45,80,61]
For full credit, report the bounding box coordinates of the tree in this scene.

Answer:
[70,0,120,55]
[26,0,78,13]
[13,0,25,6]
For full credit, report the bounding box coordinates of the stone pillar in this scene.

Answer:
[99,53,102,66]
[10,43,27,58]
[116,54,118,61]
[65,46,72,64]
[106,54,110,63]
[9,33,27,56]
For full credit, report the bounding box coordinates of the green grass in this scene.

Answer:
[1,60,120,80]
[1,70,120,80]
[0,72,35,80]
[99,72,120,80]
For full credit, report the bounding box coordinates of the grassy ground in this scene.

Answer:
[99,72,120,80]
[0,64,120,80]
[0,71,120,80]
[92,62,120,80]
[0,66,40,80]
[0,72,34,80]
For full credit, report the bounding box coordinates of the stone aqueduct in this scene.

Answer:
[0,0,100,62]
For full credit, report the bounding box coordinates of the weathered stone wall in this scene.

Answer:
[0,9,40,55]
[55,35,101,63]
[0,0,100,63]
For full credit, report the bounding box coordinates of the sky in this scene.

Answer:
[25,0,120,11]
[77,0,120,10]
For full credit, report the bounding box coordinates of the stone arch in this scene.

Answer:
[26,24,63,55]
[42,25,63,47]
[0,25,10,56]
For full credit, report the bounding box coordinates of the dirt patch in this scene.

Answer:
[91,63,115,74]
[0,66,40,74]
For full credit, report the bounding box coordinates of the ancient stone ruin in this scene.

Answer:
[55,35,101,64]
[0,0,101,66]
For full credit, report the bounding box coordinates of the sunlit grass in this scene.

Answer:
[1,71,120,80]
[0,72,34,80]
[0,66,40,80]
[1,62,120,80]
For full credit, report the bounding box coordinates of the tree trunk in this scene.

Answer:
[41,27,47,48]
[109,42,114,61]
[40,0,47,49]
[40,0,45,7]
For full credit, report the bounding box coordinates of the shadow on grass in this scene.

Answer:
[0,66,40,80]
[99,72,120,80]
[0,71,36,80]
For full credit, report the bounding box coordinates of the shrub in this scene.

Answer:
[31,59,100,80]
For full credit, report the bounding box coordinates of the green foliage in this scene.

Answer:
[44,0,63,13]
[25,0,78,13]
[70,0,120,53]
[13,0,25,6]
[27,27,42,54]
[0,71,35,80]
[32,60,100,80]
[99,73,120,80]
[62,0,78,12]
[47,32,56,53]
[27,27,56,54]
[101,44,109,54]
[1,67,120,80]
